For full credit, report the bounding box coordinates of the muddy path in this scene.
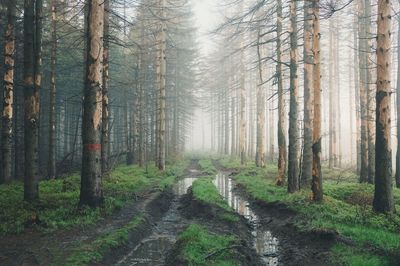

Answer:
[105,159,202,266]
[212,160,336,266]
[0,185,172,266]
[107,159,264,266]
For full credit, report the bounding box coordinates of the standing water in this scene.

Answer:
[116,169,199,265]
[213,172,279,265]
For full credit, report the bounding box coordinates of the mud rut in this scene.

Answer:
[108,160,282,266]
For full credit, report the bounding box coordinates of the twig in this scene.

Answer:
[204,244,241,260]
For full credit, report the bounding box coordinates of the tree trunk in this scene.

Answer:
[358,0,369,183]
[157,0,166,170]
[1,0,16,184]
[239,49,246,165]
[231,97,236,156]
[24,0,43,201]
[276,0,286,185]
[301,0,314,187]
[365,0,375,184]
[287,0,300,193]
[311,0,323,202]
[48,0,57,180]
[373,0,395,213]
[256,32,265,167]
[396,14,400,188]
[328,19,337,169]
[80,0,104,207]
[101,0,110,175]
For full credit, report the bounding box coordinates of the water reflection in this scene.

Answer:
[173,177,197,195]
[213,172,279,266]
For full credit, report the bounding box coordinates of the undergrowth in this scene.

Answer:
[177,224,238,266]
[218,156,400,266]
[0,160,188,235]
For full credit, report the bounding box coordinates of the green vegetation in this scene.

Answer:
[176,224,238,266]
[66,215,145,266]
[198,159,217,175]
[191,176,238,222]
[218,157,400,266]
[0,160,187,235]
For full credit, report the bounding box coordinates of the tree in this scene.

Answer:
[373,0,395,213]
[311,0,323,202]
[396,8,400,189]
[287,0,300,193]
[157,0,166,171]
[301,0,314,187]
[24,0,43,201]
[48,0,57,180]
[1,0,16,184]
[255,30,265,168]
[101,0,110,175]
[276,0,287,186]
[80,0,104,207]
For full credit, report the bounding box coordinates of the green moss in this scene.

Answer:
[66,215,145,266]
[178,224,238,266]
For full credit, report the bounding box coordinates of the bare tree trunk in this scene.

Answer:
[328,19,337,169]
[287,0,300,193]
[157,0,166,170]
[311,0,323,202]
[373,0,395,213]
[354,10,361,173]
[256,32,265,167]
[301,0,314,187]
[24,0,43,201]
[358,0,369,182]
[239,48,246,165]
[101,0,110,175]
[365,0,375,184]
[48,0,57,180]
[396,14,400,188]
[80,0,104,207]
[1,0,16,184]
[231,97,236,156]
[276,0,286,185]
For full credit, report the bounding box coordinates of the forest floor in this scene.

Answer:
[215,156,400,266]
[1,156,399,265]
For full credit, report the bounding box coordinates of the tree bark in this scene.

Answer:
[287,0,300,193]
[24,0,43,201]
[48,0,57,180]
[373,0,395,213]
[276,0,287,185]
[301,0,314,187]
[101,0,110,175]
[157,0,166,170]
[80,0,104,207]
[1,0,16,184]
[396,14,400,188]
[365,0,375,184]
[311,0,323,202]
[358,0,369,183]
[256,31,265,167]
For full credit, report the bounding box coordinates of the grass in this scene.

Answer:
[191,176,239,222]
[65,214,145,266]
[177,224,239,266]
[217,157,400,266]
[0,160,188,235]
[198,159,217,175]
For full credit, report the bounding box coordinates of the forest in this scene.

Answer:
[0,0,399,265]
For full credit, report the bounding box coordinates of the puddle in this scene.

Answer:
[116,175,197,265]
[213,172,279,265]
